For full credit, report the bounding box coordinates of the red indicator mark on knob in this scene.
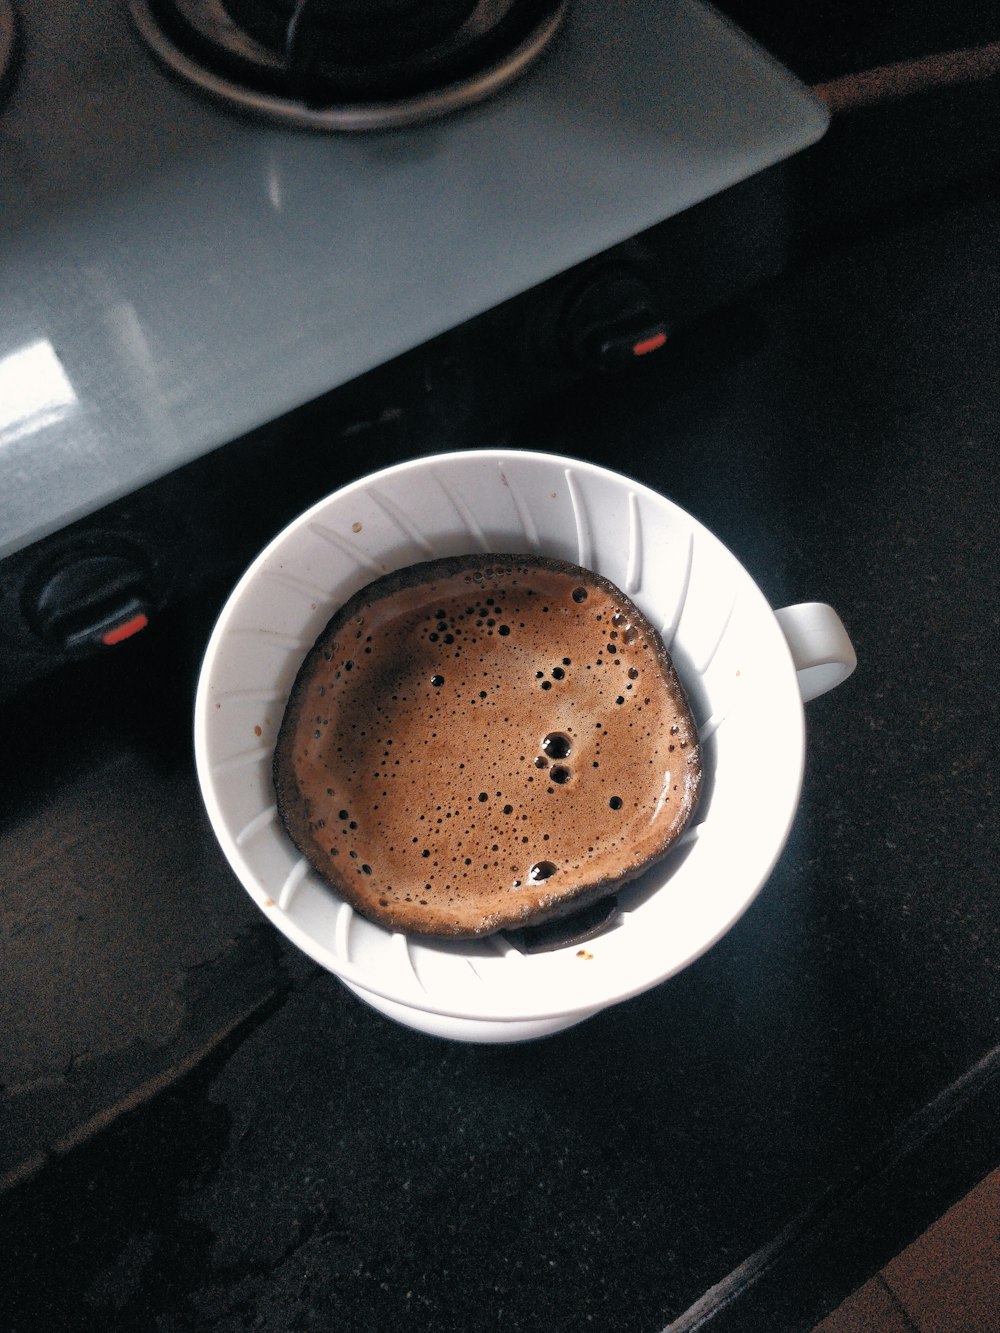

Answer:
[101,612,149,645]
[632,331,668,357]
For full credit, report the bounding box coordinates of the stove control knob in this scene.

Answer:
[564,271,668,370]
[23,548,152,651]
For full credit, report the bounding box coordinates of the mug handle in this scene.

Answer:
[773,603,857,703]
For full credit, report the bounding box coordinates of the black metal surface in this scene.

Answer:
[1,172,998,1332]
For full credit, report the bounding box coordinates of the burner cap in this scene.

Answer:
[129,0,566,130]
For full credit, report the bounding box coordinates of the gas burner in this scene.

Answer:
[129,0,567,130]
[0,0,22,111]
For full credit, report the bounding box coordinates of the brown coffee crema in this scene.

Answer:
[273,555,701,938]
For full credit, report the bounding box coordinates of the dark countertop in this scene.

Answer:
[2,157,999,1333]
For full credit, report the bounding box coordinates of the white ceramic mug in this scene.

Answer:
[195,450,856,1042]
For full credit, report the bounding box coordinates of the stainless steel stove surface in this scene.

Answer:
[0,0,826,564]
